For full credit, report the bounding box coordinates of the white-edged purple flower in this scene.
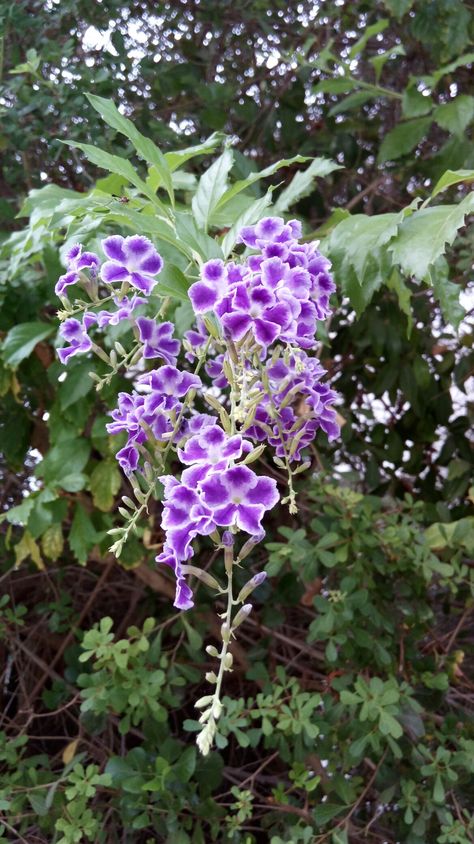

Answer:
[95,294,147,327]
[178,424,252,469]
[116,443,140,474]
[57,315,95,364]
[188,259,228,314]
[200,465,279,534]
[137,365,201,398]
[55,244,100,297]
[156,545,194,611]
[136,318,180,364]
[101,235,163,295]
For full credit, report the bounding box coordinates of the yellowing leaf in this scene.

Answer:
[15,531,45,570]
[62,739,79,765]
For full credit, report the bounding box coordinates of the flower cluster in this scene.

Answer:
[55,215,339,753]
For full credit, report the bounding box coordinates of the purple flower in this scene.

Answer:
[136,318,181,364]
[55,244,100,297]
[116,444,139,474]
[156,545,194,611]
[188,259,228,314]
[137,365,201,398]
[178,424,252,468]
[95,294,147,327]
[219,283,292,351]
[200,465,279,534]
[57,315,95,364]
[101,235,163,295]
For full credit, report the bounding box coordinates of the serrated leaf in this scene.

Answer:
[274,157,341,213]
[164,132,225,172]
[90,459,121,511]
[432,168,474,197]
[86,95,174,203]
[402,86,433,118]
[434,95,474,138]
[214,154,311,211]
[429,258,465,328]
[314,803,347,826]
[378,117,432,163]
[2,322,54,368]
[312,78,357,95]
[390,193,474,279]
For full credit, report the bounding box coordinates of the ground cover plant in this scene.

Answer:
[0,2,473,842]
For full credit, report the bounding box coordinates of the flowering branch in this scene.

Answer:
[54,216,340,754]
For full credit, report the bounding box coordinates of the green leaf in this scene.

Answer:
[402,86,433,118]
[164,132,225,172]
[328,206,414,314]
[86,95,174,203]
[383,0,414,17]
[390,193,474,279]
[386,269,413,336]
[69,505,103,565]
[59,361,94,410]
[173,746,196,783]
[2,322,54,368]
[370,45,405,83]
[429,259,465,329]
[192,148,234,231]
[214,154,311,212]
[156,264,190,300]
[348,19,389,59]
[65,141,168,214]
[175,212,223,260]
[89,460,121,512]
[314,803,347,826]
[434,95,474,138]
[312,78,357,95]
[274,158,341,213]
[329,90,376,116]
[105,206,191,259]
[221,190,274,257]
[378,118,432,163]
[36,439,90,487]
[432,168,474,197]
[378,710,403,738]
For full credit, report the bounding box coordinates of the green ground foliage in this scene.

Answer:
[0,1,473,841]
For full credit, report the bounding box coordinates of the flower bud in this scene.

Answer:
[236,571,267,603]
[195,695,214,709]
[221,622,232,643]
[223,652,233,670]
[232,603,252,630]
[205,671,218,684]
[206,645,219,658]
[237,531,265,562]
[180,565,222,591]
[222,531,234,547]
